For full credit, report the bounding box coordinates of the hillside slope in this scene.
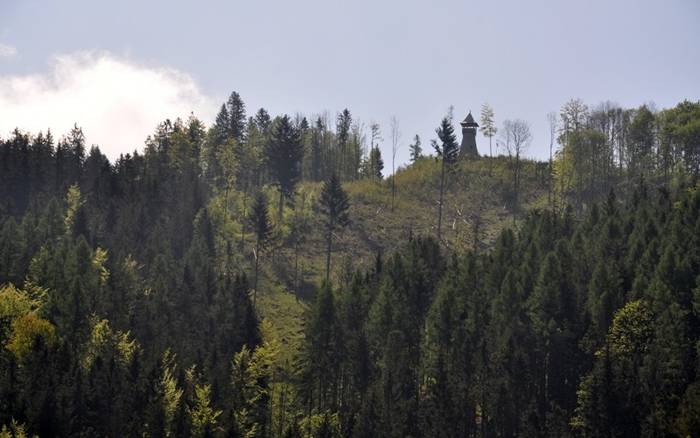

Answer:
[260,155,550,296]
[253,155,550,372]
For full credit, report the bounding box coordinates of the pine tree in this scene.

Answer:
[408,134,422,163]
[336,109,352,179]
[303,282,344,411]
[266,115,304,220]
[319,174,350,281]
[226,91,247,143]
[311,117,325,181]
[368,147,384,180]
[186,383,222,438]
[212,103,230,146]
[433,114,459,242]
[249,191,273,306]
[254,108,272,135]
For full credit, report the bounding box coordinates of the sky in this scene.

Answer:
[1,0,699,165]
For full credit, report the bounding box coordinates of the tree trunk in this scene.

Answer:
[489,135,494,175]
[391,160,396,211]
[294,237,299,295]
[437,158,446,241]
[278,189,284,223]
[325,227,332,282]
[513,153,520,223]
[240,189,247,250]
[549,134,554,210]
[253,239,260,308]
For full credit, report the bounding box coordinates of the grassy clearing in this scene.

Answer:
[256,280,308,365]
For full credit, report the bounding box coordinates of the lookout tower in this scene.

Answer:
[460,111,479,158]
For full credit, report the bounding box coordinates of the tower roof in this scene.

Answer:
[461,111,478,127]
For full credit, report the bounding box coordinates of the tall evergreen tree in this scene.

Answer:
[408,134,422,163]
[302,282,344,412]
[249,191,273,305]
[319,174,350,281]
[433,113,459,242]
[213,103,230,145]
[255,108,272,135]
[266,115,304,220]
[336,109,352,179]
[226,91,247,143]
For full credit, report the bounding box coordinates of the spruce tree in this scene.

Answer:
[408,134,422,163]
[433,114,459,241]
[249,191,273,305]
[311,117,324,181]
[255,108,272,134]
[213,103,230,145]
[368,147,384,180]
[303,282,344,411]
[336,109,352,179]
[226,91,247,143]
[319,173,350,281]
[266,115,303,220]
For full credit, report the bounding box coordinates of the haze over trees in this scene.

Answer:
[1,92,700,437]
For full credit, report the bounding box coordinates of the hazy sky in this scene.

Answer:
[1,0,699,165]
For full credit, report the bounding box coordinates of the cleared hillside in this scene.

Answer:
[260,155,550,297]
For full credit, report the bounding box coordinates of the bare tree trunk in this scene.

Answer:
[325,228,332,282]
[548,135,554,210]
[390,116,400,212]
[514,153,520,223]
[488,135,494,175]
[437,158,446,241]
[391,169,396,211]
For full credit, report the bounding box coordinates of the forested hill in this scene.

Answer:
[1,96,700,437]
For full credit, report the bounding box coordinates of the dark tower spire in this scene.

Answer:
[460,111,479,158]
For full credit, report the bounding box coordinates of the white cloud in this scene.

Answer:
[0,51,215,160]
[0,43,17,58]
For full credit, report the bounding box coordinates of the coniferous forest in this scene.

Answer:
[1,94,700,437]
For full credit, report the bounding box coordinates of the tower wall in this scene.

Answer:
[460,126,479,158]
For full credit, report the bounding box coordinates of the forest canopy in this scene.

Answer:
[1,95,700,437]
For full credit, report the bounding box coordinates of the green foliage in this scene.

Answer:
[319,174,350,230]
[479,103,497,156]
[0,284,40,337]
[606,299,654,357]
[63,184,84,234]
[297,411,340,438]
[231,339,278,437]
[187,383,222,438]
[319,174,350,280]
[0,97,699,437]
[250,192,274,251]
[267,115,304,203]
[434,112,459,241]
[433,115,459,164]
[158,350,184,438]
[81,318,137,371]
[0,420,34,438]
[5,314,56,362]
[408,134,422,163]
